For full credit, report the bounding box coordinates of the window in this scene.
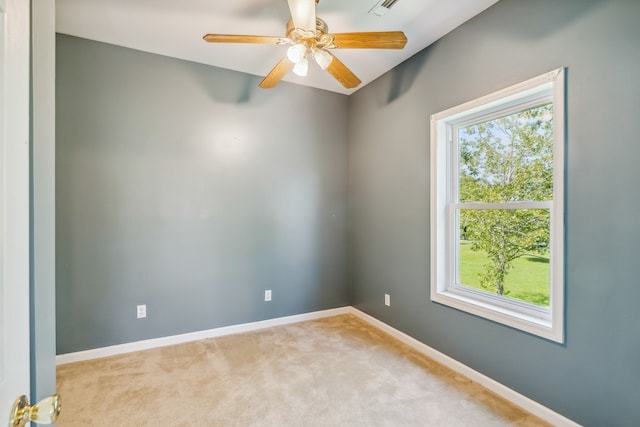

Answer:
[430,68,565,342]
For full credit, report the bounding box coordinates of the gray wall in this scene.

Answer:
[349,0,640,425]
[56,35,349,354]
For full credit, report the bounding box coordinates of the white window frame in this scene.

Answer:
[430,68,565,343]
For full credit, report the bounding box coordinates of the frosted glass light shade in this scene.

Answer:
[313,49,333,70]
[287,44,307,64]
[293,57,308,76]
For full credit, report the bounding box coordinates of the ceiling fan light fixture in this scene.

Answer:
[204,0,407,90]
[293,57,309,76]
[287,43,308,64]
[313,49,333,70]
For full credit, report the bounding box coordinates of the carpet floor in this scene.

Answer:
[56,314,549,426]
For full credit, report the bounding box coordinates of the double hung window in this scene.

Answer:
[430,69,565,342]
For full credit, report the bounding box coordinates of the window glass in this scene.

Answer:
[457,208,550,307]
[457,104,554,203]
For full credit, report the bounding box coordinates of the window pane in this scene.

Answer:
[457,208,550,307]
[458,104,553,203]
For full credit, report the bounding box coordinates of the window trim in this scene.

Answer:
[430,68,565,343]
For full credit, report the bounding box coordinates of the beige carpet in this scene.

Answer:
[56,314,549,426]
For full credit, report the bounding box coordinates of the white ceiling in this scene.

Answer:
[56,0,499,95]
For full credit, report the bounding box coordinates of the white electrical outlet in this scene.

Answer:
[137,304,147,318]
[385,294,391,307]
[265,290,272,302]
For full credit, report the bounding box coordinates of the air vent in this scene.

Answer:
[369,0,400,16]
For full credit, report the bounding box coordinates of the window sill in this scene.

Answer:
[431,289,562,343]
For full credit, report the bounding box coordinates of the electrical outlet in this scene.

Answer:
[264,290,272,302]
[385,294,391,307]
[137,304,147,318]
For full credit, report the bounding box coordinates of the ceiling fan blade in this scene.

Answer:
[287,0,316,31]
[259,56,294,89]
[331,31,408,49]
[203,34,288,44]
[325,52,361,89]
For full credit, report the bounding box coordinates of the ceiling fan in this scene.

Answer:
[203,0,408,89]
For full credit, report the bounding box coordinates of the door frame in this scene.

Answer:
[30,0,57,403]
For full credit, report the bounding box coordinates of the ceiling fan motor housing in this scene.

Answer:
[286,17,329,36]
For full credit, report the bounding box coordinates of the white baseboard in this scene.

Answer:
[348,307,580,427]
[55,306,351,365]
[56,305,578,426]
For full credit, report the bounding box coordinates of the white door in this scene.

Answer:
[0,0,31,422]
